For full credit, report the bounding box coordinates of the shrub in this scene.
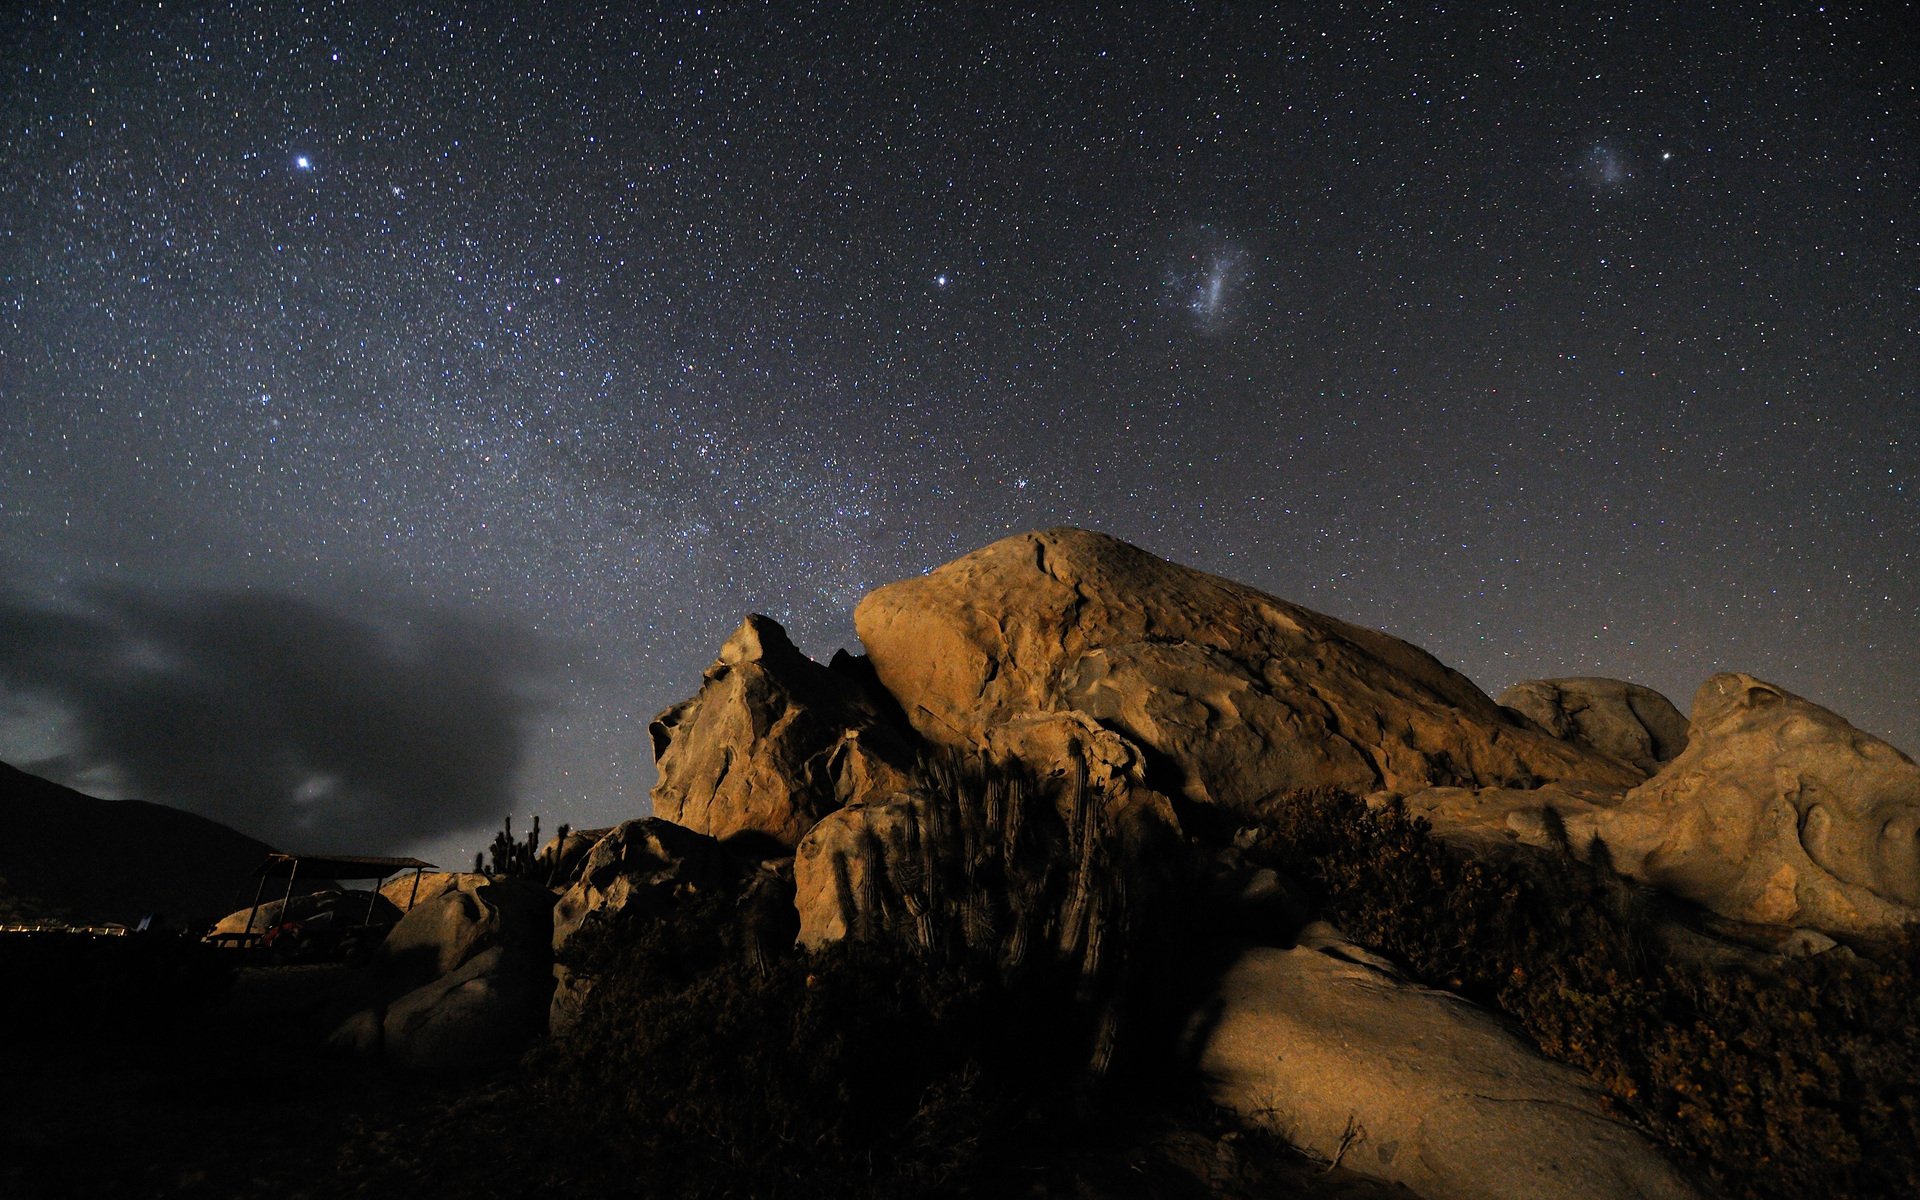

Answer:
[538,893,1043,1199]
[1239,788,1920,1200]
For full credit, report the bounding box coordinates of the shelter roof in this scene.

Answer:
[249,852,436,881]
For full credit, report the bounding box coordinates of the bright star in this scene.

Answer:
[295,155,312,170]
[935,274,949,288]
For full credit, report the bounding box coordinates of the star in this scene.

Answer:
[294,155,312,170]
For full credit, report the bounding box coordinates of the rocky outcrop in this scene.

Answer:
[1577,674,1920,936]
[551,818,733,951]
[1499,677,1688,775]
[539,825,612,888]
[377,870,464,914]
[854,530,1638,814]
[1405,674,1920,938]
[649,614,916,849]
[330,873,554,1072]
[548,818,736,1033]
[1198,925,1702,1200]
[794,710,1182,953]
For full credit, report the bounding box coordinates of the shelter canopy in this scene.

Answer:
[249,852,436,881]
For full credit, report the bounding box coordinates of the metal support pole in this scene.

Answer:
[365,873,384,923]
[278,859,300,934]
[242,872,270,936]
[407,866,423,912]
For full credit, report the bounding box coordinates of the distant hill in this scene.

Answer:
[0,761,274,928]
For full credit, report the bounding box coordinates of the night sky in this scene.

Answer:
[2,2,1913,870]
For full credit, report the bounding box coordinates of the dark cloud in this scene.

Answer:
[0,585,548,853]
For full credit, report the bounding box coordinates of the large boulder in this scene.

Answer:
[1575,674,1920,936]
[855,529,1638,812]
[539,825,613,888]
[548,818,735,1034]
[328,873,553,1071]
[377,870,465,914]
[551,818,733,951]
[207,887,400,940]
[1197,925,1702,1200]
[793,717,1185,1071]
[1499,677,1689,775]
[650,614,917,848]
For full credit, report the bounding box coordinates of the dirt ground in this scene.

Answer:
[2,956,1409,1200]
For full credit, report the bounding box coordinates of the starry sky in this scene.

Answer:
[2,2,1913,870]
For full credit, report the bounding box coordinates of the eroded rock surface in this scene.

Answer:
[329,873,554,1071]
[1499,677,1689,775]
[548,818,735,1033]
[650,614,916,848]
[1198,925,1701,1200]
[1582,674,1920,936]
[855,529,1637,811]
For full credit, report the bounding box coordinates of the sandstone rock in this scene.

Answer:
[1197,925,1701,1200]
[550,818,733,952]
[327,874,553,1070]
[793,724,1184,1035]
[1572,674,1920,937]
[650,614,916,848]
[548,818,734,1034]
[793,790,933,948]
[538,825,613,888]
[855,530,1637,813]
[377,870,464,914]
[1499,677,1688,775]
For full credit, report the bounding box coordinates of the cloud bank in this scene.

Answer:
[0,584,548,854]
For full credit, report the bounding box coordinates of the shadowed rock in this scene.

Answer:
[329,873,554,1072]
[547,818,735,1033]
[1499,677,1689,775]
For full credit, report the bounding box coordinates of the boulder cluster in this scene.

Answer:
[219,528,1920,1200]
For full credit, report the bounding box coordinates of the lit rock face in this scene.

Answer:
[1585,674,1920,936]
[1499,677,1689,776]
[329,873,554,1072]
[854,529,1637,811]
[1199,926,1702,1200]
[793,710,1181,950]
[650,614,916,849]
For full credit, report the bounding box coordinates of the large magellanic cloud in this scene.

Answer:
[0,584,548,853]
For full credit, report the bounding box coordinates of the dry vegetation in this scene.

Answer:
[1237,788,1920,1200]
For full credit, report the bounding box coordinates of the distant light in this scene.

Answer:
[935,274,949,287]
[295,155,312,170]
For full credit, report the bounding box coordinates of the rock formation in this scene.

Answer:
[548,818,738,1033]
[1405,673,1920,938]
[649,614,916,849]
[1578,674,1920,936]
[1198,924,1704,1200]
[329,873,553,1071]
[854,529,1639,813]
[1498,677,1689,775]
